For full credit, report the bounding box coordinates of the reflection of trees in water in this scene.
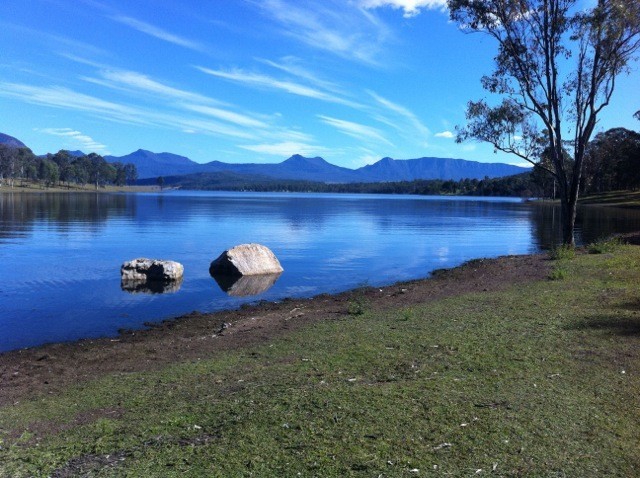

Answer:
[3,192,640,251]
[530,202,640,249]
[0,193,135,240]
[529,203,562,249]
[578,206,640,244]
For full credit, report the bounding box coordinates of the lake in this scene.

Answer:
[2,191,640,352]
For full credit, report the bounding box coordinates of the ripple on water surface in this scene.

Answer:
[2,191,640,351]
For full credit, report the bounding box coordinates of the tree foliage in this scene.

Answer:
[583,127,640,193]
[0,146,137,190]
[448,0,640,244]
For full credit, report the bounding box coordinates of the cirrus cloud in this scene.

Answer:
[358,0,447,17]
[239,141,331,157]
[38,128,109,154]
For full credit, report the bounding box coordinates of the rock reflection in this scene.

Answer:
[121,277,183,294]
[211,272,281,297]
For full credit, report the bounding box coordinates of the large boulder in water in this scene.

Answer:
[121,258,184,281]
[209,243,283,277]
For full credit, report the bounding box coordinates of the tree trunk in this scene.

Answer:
[560,197,577,246]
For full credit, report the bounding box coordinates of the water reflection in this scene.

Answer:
[211,272,282,297]
[121,278,183,294]
[0,192,135,241]
[3,191,640,352]
[528,200,640,249]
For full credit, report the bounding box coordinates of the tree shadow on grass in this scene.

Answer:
[569,310,640,337]
[620,298,640,312]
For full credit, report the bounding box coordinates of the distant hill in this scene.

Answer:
[196,154,361,183]
[0,133,27,149]
[1,130,527,184]
[106,150,527,183]
[104,149,200,178]
[357,156,526,182]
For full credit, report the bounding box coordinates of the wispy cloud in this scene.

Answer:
[239,141,330,157]
[318,115,393,146]
[435,130,454,138]
[85,69,222,105]
[58,53,110,69]
[111,15,204,51]
[252,0,392,65]
[0,82,256,140]
[358,0,447,17]
[195,66,361,107]
[38,128,109,154]
[0,21,110,58]
[257,56,346,95]
[181,104,268,129]
[352,147,381,166]
[368,91,430,140]
[81,68,274,130]
[0,82,144,124]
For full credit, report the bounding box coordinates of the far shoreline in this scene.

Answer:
[3,183,640,208]
[0,183,159,194]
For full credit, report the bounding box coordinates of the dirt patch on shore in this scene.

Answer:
[0,254,550,407]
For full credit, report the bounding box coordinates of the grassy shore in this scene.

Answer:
[578,190,640,209]
[0,181,158,193]
[1,243,639,476]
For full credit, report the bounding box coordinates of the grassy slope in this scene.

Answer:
[1,247,640,476]
[579,190,640,209]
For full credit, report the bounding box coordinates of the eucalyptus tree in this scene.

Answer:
[448,0,640,245]
[0,145,19,187]
[39,159,60,187]
[0,146,36,188]
[86,153,116,190]
[123,163,138,185]
[51,150,74,187]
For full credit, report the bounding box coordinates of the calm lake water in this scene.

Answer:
[2,191,640,352]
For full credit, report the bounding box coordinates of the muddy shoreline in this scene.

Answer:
[0,254,550,407]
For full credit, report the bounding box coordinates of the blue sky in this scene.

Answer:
[1,0,638,168]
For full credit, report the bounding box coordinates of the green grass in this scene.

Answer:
[548,264,568,280]
[2,248,640,476]
[548,244,575,280]
[548,244,576,261]
[579,190,640,209]
[588,236,624,254]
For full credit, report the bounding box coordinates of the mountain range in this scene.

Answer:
[104,150,527,183]
[0,133,27,149]
[1,131,528,184]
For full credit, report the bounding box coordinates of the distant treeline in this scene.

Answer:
[146,170,540,197]
[0,147,137,189]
